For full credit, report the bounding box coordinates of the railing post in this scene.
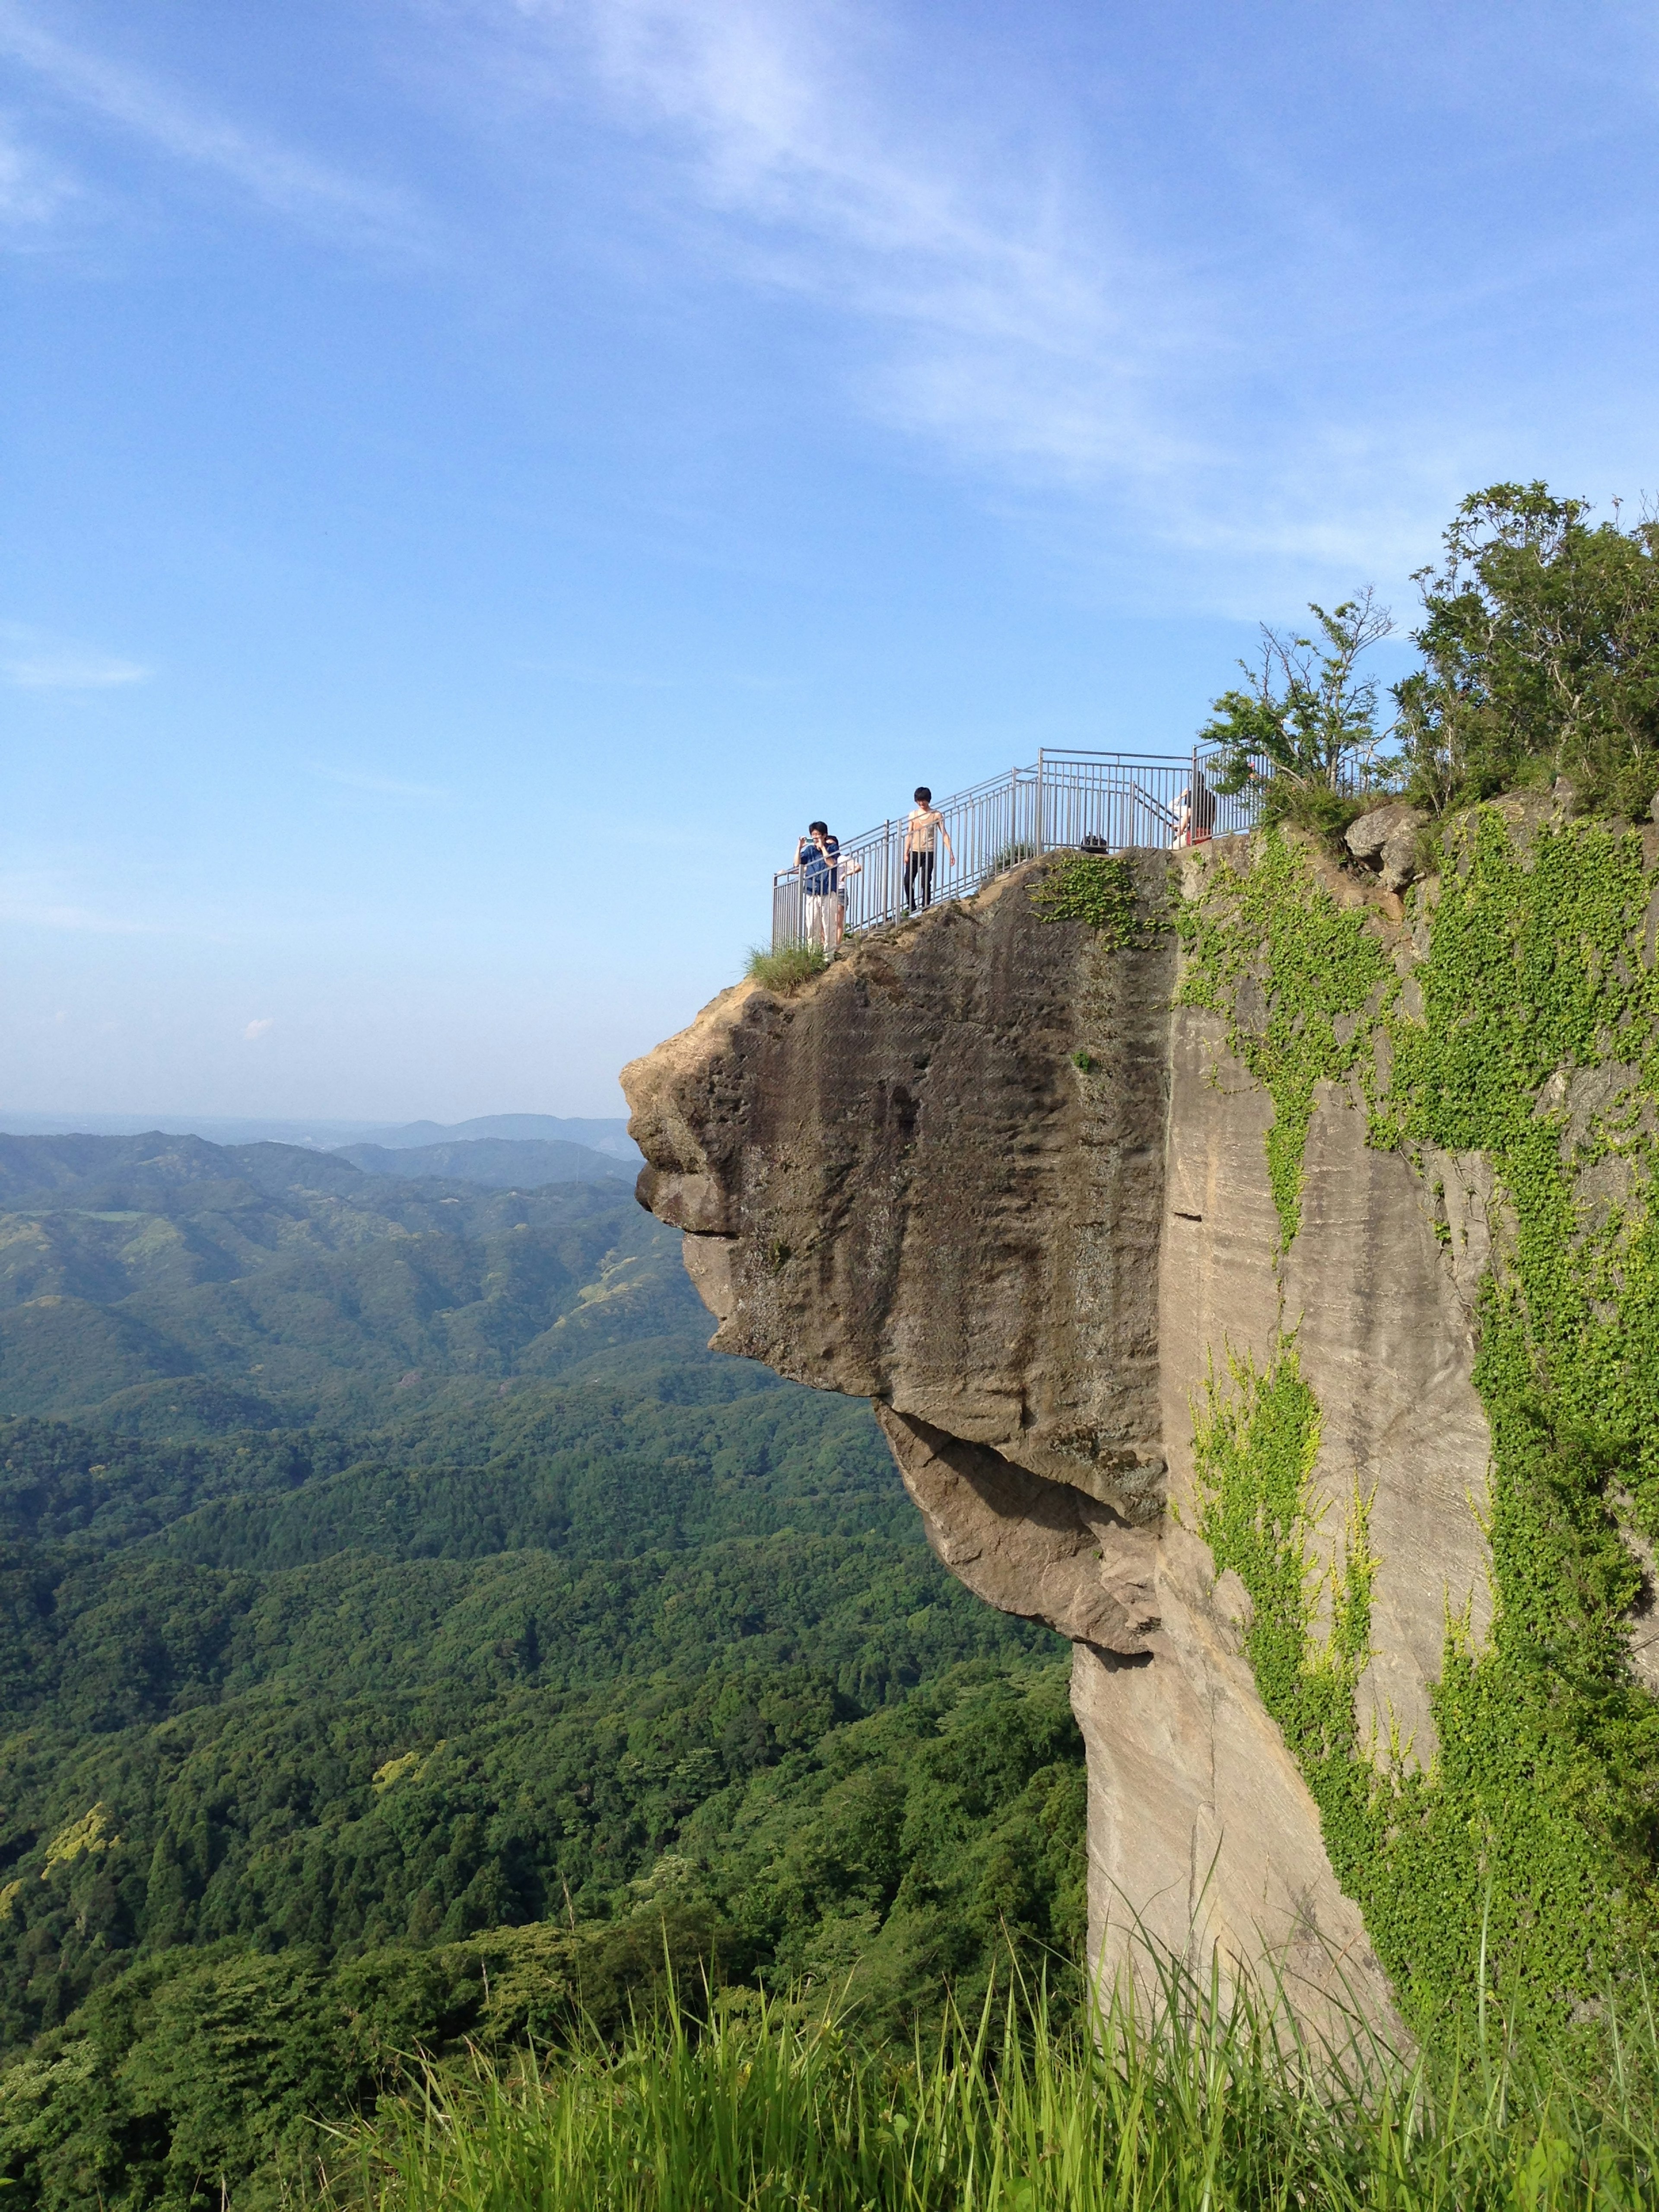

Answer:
[1035,752,1046,856]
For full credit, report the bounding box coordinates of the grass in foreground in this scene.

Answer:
[328,1952,1659,2212]
[745,943,830,994]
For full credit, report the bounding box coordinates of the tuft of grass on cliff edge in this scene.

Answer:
[745,943,829,994]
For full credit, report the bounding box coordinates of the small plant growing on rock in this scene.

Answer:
[745,944,828,995]
[988,839,1038,874]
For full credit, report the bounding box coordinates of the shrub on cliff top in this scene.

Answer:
[1199,591,1395,833]
[744,943,827,995]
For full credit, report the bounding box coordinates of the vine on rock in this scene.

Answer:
[1191,1341,1374,1789]
[1182,810,1659,2034]
[1030,854,1159,952]
[1174,830,1393,1246]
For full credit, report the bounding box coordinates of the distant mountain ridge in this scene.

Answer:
[355,1114,639,1160]
[336,1136,631,1186]
[0,1111,641,1162]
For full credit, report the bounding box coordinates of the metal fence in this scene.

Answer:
[771,746,1261,950]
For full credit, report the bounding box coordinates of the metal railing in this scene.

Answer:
[771,746,1259,950]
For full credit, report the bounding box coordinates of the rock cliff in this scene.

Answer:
[623,817,1659,2031]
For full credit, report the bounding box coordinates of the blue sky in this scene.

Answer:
[4,0,1656,1120]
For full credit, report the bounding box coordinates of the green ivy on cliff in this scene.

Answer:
[1173,830,1393,1245]
[1190,1341,1374,1784]
[1030,854,1149,951]
[1183,809,1659,2034]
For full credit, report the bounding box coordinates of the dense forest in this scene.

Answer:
[0,1135,1077,2208]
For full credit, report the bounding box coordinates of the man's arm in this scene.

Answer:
[939,815,955,864]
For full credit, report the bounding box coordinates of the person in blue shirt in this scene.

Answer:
[797,820,843,955]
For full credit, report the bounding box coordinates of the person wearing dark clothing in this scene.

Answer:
[797,820,843,953]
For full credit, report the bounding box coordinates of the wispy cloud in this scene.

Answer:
[0,859,231,941]
[243,1017,275,1042]
[309,765,450,801]
[472,0,1396,591]
[556,0,1188,477]
[4,647,149,689]
[463,0,1622,601]
[0,114,71,228]
[0,2,429,248]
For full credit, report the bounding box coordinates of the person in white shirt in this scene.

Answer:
[902,786,953,912]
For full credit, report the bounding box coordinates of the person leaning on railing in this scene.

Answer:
[1172,777,1217,849]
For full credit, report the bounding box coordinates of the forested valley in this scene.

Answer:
[0,1133,1080,2208]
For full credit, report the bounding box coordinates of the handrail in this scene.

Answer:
[772,746,1254,951]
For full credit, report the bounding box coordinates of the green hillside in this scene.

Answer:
[0,1134,699,1423]
[0,1137,1074,2208]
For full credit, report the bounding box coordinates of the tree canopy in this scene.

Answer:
[1198,483,1659,826]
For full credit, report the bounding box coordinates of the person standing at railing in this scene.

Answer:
[797,821,844,955]
[1172,778,1217,849]
[903,787,953,912]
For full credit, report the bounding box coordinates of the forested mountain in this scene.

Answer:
[332,1135,629,1186]
[0,1134,680,1422]
[0,1135,1079,2209]
[0,1114,639,1161]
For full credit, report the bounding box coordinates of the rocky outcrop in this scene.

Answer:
[627,862,1173,1524]
[625,838,1597,2029]
[1344,801,1426,892]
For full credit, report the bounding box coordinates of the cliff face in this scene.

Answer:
[623,820,1659,2030]
[630,861,1171,1526]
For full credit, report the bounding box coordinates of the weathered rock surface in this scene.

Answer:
[875,1405,1161,1653]
[621,851,1478,2027]
[1344,801,1426,892]
[626,861,1173,1523]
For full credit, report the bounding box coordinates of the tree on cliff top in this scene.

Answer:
[1397,482,1659,817]
[1197,589,1394,840]
[1199,484,1659,829]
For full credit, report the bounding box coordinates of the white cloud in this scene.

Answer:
[0,2,429,248]
[554,0,1183,472]
[0,116,70,226]
[243,1018,275,1041]
[467,0,1395,592]
[4,648,148,689]
[0,861,191,936]
[0,894,159,934]
[459,0,1637,604]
